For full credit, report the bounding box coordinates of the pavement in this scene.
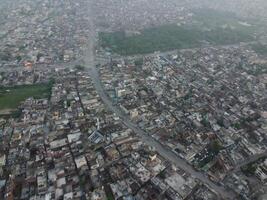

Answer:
[83,36,236,200]
[83,2,238,198]
[229,151,267,174]
[87,59,237,200]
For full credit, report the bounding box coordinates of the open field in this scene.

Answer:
[0,83,52,112]
[99,9,256,55]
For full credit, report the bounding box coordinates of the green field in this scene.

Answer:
[0,83,52,111]
[99,9,256,55]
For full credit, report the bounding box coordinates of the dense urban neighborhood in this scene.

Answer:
[0,0,266,200]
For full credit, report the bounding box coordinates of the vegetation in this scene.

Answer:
[232,122,242,130]
[200,114,211,128]
[241,157,266,176]
[246,64,267,76]
[134,58,144,67]
[0,83,52,111]
[210,140,223,154]
[217,117,225,127]
[10,109,23,118]
[106,194,114,200]
[99,9,256,55]
[75,64,85,71]
[193,9,243,29]
[196,140,223,168]
[251,43,267,55]
[241,163,257,176]
[15,55,22,62]
[0,51,12,61]
[37,52,44,61]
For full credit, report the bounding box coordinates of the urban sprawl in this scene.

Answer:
[0,0,266,200]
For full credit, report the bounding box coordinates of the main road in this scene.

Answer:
[86,54,237,200]
[83,3,236,199]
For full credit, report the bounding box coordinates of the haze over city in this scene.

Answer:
[0,1,266,200]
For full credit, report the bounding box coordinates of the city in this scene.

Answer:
[0,0,266,200]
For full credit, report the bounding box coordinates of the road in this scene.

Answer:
[229,151,267,175]
[83,2,237,199]
[86,59,237,200]
[106,41,259,63]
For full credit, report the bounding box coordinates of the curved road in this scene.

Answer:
[86,60,237,200]
[83,2,236,199]
[84,39,236,200]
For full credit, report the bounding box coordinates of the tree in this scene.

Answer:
[241,163,257,176]
[75,65,85,71]
[210,140,223,154]
[16,55,22,62]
